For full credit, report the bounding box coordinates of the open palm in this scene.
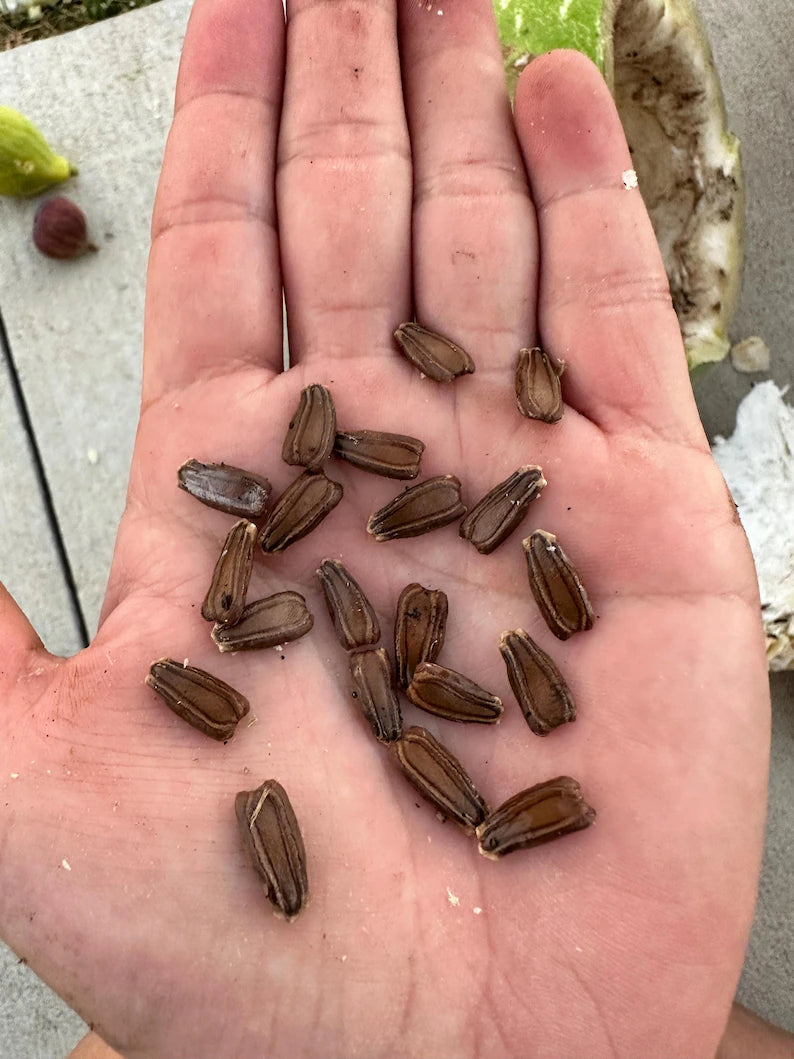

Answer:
[0,1,770,1057]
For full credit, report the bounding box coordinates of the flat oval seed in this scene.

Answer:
[407,662,503,724]
[146,658,250,741]
[459,466,546,554]
[390,726,488,833]
[499,629,576,735]
[333,429,425,480]
[260,471,343,553]
[476,776,595,859]
[349,648,402,744]
[367,475,465,542]
[515,347,565,423]
[317,559,380,651]
[201,519,257,626]
[393,322,475,382]
[213,592,314,652]
[523,529,594,640]
[394,582,448,689]
[282,384,336,471]
[177,460,272,517]
[236,780,309,921]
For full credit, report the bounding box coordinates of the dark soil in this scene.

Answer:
[0,0,160,52]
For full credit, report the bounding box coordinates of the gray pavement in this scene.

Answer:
[1,5,189,1054]
[0,0,792,1055]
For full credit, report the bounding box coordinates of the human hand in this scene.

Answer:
[0,0,770,1056]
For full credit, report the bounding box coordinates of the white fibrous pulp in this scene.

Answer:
[712,382,794,671]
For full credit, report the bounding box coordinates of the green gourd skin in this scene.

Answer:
[0,105,77,197]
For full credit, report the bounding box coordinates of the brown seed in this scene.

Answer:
[394,322,475,382]
[201,519,257,626]
[259,471,343,553]
[523,530,594,640]
[235,780,308,921]
[317,559,380,651]
[515,347,565,423]
[177,460,272,518]
[390,726,488,833]
[349,648,402,744]
[407,662,503,724]
[367,476,465,542]
[459,466,547,554]
[282,384,336,471]
[394,582,448,689]
[499,629,576,735]
[212,592,314,652]
[333,429,425,480]
[145,658,250,741]
[476,776,595,858]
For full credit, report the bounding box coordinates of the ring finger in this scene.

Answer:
[278,0,412,371]
[399,0,538,378]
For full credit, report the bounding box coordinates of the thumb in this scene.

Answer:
[0,580,52,692]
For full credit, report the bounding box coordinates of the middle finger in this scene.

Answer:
[399,0,538,375]
[278,0,412,368]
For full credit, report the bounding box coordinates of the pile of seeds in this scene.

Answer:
[145,326,596,921]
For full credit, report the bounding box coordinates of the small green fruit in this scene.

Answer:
[0,105,77,197]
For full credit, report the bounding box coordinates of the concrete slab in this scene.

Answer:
[693,0,794,1032]
[0,327,84,1059]
[738,673,794,1032]
[1,2,190,1052]
[0,0,792,1052]
[0,942,86,1059]
[692,0,794,440]
[0,349,84,657]
[0,0,191,636]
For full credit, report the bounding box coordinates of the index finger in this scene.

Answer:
[143,0,286,407]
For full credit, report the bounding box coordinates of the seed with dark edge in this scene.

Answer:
[177,460,272,518]
[282,384,336,471]
[476,776,595,859]
[523,529,594,640]
[393,322,475,382]
[390,726,488,833]
[394,582,448,689]
[201,519,257,626]
[349,648,402,744]
[333,429,425,480]
[499,629,576,735]
[235,780,308,921]
[407,662,503,724]
[259,471,343,554]
[145,658,249,741]
[459,466,547,555]
[317,559,380,651]
[367,475,465,542]
[212,592,314,652]
[515,347,565,423]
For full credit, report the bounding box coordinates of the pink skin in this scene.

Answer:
[0,1,768,1057]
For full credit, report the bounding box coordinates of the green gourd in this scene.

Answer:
[0,105,77,197]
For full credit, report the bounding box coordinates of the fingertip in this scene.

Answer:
[514,49,632,205]
[175,0,285,111]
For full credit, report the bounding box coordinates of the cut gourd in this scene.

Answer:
[712,383,794,672]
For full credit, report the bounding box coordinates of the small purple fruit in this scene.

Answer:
[32,195,98,259]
